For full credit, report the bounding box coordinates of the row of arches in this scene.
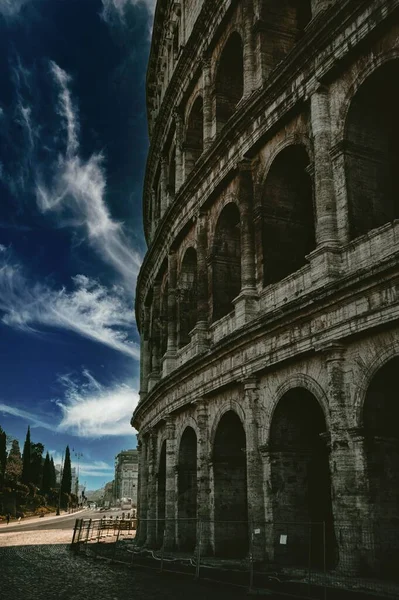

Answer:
[149,357,399,575]
[152,50,399,251]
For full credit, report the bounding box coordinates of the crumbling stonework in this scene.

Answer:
[133,0,399,578]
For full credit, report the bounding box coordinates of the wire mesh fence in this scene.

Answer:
[71,517,399,598]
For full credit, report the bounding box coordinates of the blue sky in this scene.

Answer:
[0,0,155,489]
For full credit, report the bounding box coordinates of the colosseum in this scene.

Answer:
[132,0,399,581]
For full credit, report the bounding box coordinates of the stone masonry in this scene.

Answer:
[133,0,399,579]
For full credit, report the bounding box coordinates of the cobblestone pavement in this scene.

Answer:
[0,529,250,600]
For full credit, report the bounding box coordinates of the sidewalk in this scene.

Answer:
[0,508,86,529]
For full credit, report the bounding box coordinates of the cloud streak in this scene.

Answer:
[0,249,139,359]
[0,403,54,430]
[57,370,139,437]
[35,61,142,290]
[0,0,31,18]
[101,0,156,22]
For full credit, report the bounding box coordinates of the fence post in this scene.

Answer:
[85,519,92,545]
[195,520,202,580]
[71,519,79,547]
[77,519,84,544]
[112,522,122,563]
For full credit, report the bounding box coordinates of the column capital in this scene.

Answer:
[236,157,253,173]
[315,341,346,360]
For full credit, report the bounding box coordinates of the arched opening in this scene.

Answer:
[157,441,166,548]
[345,61,399,239]
[168,146,176,197]
[185,97,204,177]
[215,32,243,132]
[177,427,197,551]
[178,248,198,348]
[363,357,399,578]
[212,203,241,322]
[160,281,168,358]
[262,145,315,286]
[213,411,248,557]
[269,389,336,568]
[260,1,312,72]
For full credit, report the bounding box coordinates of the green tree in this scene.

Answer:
[21,426,31,484]
[50,457,57,489]
[41,452,51,494]
[0,426,6,486]
[30,442,44,487]
[61,446,72,496]
[5,440,22,483]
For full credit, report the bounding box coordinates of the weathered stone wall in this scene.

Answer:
[134,0,399,576]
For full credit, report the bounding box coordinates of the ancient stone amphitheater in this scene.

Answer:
[132,0,399,578]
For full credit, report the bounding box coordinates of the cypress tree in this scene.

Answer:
[21,426,31,484]
[42,452,51,494]
[0,426,6,486]
[50,457,57,488]
[5,439,22,482]
[61,445,72,495]
[30,442,44,487]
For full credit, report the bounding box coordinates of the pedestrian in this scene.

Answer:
[6,513,10,525]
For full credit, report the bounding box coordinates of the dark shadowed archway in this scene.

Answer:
[213,410,248,557]
[345,60,399,239]
[269,389,336,567]
[262,145,315,286]
[212,203,241,322]
[177,427,197,551]
[363,357,399,577]
[215,33,243,131]
[185,97,203,176]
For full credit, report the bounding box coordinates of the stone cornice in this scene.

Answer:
[136,0,399,331]
[133,249,399,430]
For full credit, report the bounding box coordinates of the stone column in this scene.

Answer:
[242,0,256,96]
[308,86,341,283]
[191,212,209,353]
[160,154,169,217]
[259,446,274,561]
[243,378,265,560]
[136,436,148,545]
[140,304,151,399]
[233,159,259,327]
[164,416,177,551]
[148,283,161,390]
[202,55,213,150]
[324,344,371,573]
[163,251,177,375]
[174,109,184,191]
[195,399,212,554]
[146,430,157,547]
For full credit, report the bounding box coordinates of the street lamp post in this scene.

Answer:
[72,449,83,509]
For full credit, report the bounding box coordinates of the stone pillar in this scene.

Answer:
[233,159,259,327]
[146,430,157,547]
[259,446,274,561]
[164,416,177,551]
[196,399,212,554]
[148,283,161,390]
[308,87,341,284]
[244,379,265,560]
[140,304,151,399]
[160,154,169,216]
[324,344,371,573]
[136,436,148,545]
[242,0,256,96]
[191,212,209,353]
[202,56,213,150]
[174,109,184,191]
[163,252,177,375]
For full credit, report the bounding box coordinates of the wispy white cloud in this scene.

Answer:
[0,0,31,18]
[0,403,54,430]
[35,61,142,289]
[101,0,156,23]
[0,249,139,359]
[57,370,139,437]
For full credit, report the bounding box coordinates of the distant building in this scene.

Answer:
[114,450,138,506]
[103,481,114,507]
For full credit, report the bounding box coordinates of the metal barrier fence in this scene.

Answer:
[71,518,399,598]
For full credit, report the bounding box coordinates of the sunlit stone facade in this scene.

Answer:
[132,0,399,575]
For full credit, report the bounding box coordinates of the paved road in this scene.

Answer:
[0,513,251,600]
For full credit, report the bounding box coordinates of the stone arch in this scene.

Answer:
[185,96,203,176]
[212,202,241,322]
[269,387,336,568]
[343,59,399,240]
[177,426,197,551]
[212,409,248,557]
[157,439,167,547]
[214,32,243,132]
[362,357,399,577]
[261,144,315,286]
[178,247,198,348]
